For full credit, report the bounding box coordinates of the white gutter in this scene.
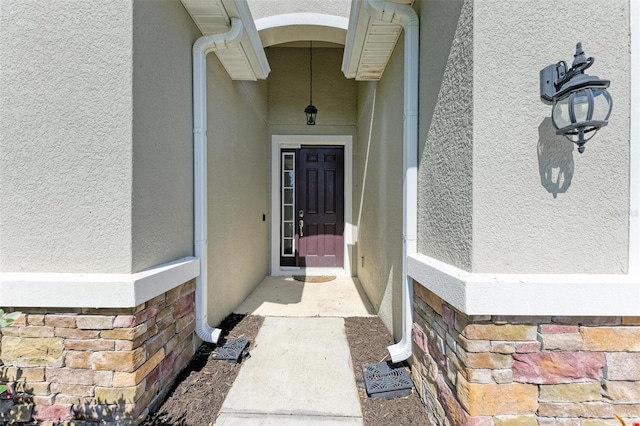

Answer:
[363,0,418,363]
[192,18,244,343]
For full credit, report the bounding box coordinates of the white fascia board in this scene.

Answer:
[409,253,640,316]
[0,257,199,309]
[342,0,369,78]
[221,0,270,79]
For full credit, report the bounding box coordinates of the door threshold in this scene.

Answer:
[276,267,348,277]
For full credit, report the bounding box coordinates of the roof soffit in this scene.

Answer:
[181,0,270,80]
[342,0,414,81]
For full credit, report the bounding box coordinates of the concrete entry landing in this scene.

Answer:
[234,276,375,317]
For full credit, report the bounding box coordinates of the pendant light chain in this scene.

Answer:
[304,40,317,125]
[309,40,313,105]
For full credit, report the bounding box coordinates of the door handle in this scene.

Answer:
[298,219,304,237]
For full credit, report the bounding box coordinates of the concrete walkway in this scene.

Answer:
[216,277,373,425]
[216,317,363,425]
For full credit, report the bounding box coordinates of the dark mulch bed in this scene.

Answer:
[344,317,430,426]
[143,315,428,426]
[143,314,264,426]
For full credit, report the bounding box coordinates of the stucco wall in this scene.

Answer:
[416,0,473,271]
[416,0,630,274]
[267,47,357,128]
[472,0,630,273]
[131,0,200,273]
[205,51,270,327]
[355,43,404,339]
[0,0,134,273]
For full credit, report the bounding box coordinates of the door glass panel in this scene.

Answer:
[283,239,293,255]
[284,222,294,238]
[284,171,294,188]
[281,152,295,258]
[284,156,294,170]
[284,188,293,204]
[284,206,293,221]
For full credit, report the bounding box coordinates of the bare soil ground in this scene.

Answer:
[143,314,429,426]
[344,316,430,426]
[143,314,264,426]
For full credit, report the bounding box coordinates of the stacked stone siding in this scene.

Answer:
[411,282,640,426]
[0,279,197,425]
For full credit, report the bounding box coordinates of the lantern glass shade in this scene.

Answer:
[551,87,612,143]
[592,89,613,121]
[552,96,571,129]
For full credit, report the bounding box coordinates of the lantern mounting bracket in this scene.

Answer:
[540,44,596,101]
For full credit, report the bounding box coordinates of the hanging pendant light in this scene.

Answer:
[305,40,317,125]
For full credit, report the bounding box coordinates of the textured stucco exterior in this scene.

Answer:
[355,42,404,339]
[416,0,631,274]
[131,0,199,273]
[472,0,630,273]
[267,47,357,128]
[205,51,270,327]
[0,0,134,273]
[0,0,205,275]
[416,0,473,271]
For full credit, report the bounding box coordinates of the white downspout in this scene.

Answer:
[630,0,640,275]
[363,0,418,363]
[192,18,244,343]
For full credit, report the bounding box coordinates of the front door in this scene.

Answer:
[280,147,344,268]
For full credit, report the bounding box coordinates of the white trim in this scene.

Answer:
[629,0,640,275]
[342,0,369,78]
[409,253,640,316]
[256,13,348,47]
[270,135,354,277]
[0,257,199,308]
[255,13,348,32]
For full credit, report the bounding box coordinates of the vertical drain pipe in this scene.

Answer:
[192,18,244,343]
[363,0,418,363]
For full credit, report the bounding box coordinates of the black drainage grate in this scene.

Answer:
[363,362,413,399]
[213,337,250,363]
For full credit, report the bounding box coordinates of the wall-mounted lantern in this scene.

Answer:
[540,42,613,153]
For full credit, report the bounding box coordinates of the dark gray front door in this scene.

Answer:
[280,146,344,268]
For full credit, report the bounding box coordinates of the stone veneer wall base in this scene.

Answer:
[0,279,197,425]
[411,281,640,426]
